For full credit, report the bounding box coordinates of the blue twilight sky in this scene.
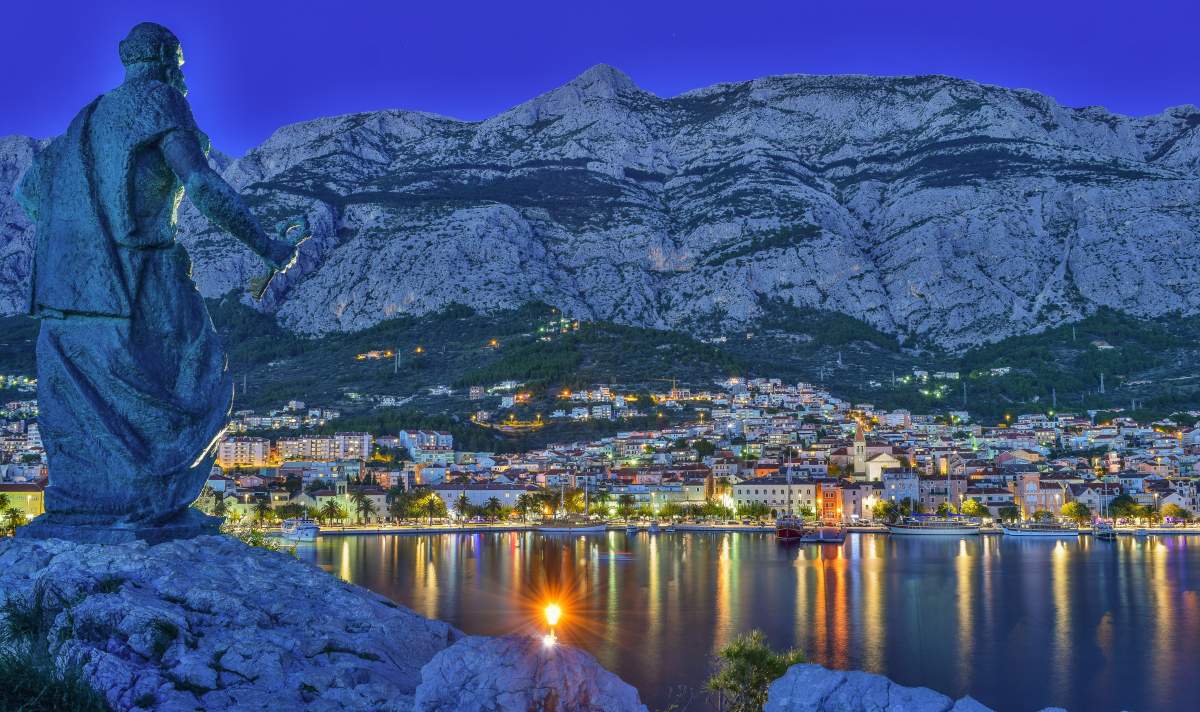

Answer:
[3,0,1197,156]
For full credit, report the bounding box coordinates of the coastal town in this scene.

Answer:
[3,374,1198,533]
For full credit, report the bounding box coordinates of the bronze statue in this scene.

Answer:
[14,22,302,542]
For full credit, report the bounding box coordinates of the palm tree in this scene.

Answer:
[485,496,503,521]
[514,493,533,522]
[252,500,272,524]
[349,489,369,523]
[320,498,346,525]
[357,497,379,524]
[3,508,25,534]
[421,493,447,525]
[455,493,472,520]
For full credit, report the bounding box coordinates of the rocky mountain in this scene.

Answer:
[2,66,1199,349]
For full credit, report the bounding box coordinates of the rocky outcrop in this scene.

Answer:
[0,536,645,711]
[414,634,647,712]
[2,69,1199,348]
[765,664,1063,712]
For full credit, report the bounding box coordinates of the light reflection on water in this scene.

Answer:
[298,532,1200,711]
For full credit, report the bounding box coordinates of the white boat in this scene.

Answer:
[625,524,640,534]
[1094,522,1117,541]
[647,522,661,534]
[886,517,981,536]
[1001,522,1080,537]
[280,517,320,542]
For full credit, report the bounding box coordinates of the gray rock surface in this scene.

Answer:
[765,663,991,712]
[4,67,1200,349]
[414,634,647,712]
[0,535,461,711]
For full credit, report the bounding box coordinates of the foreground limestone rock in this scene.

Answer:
[0,536,650,711]
[414,635,648,712]
[765,664,997,712]
[0,536,461,711]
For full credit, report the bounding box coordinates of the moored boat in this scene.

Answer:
[775,515,806,542]
[886,516,981,536]
[281,517,320,542]
[1094,522,1117,541]
[1001,521,1080,537]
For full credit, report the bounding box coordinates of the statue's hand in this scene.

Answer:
[264,217,310,271]
[249,217,310,299]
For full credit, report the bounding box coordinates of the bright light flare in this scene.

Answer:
[544,603,562,627]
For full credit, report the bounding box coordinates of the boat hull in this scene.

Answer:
[1001,526,1079,537]
[886,523,980,536]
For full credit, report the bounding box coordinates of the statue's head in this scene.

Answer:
[119,22,187,96]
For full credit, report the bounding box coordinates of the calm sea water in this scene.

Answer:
[296,532,1200,711]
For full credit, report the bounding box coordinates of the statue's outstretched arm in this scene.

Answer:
[161,130,294,269]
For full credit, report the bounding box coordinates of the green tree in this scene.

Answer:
[591,491,611,517]
[387,490,414,523]
[419,493,448,525]
[997,505,1021,522]
[1061,501,1091,525]
[617,494,636,521]
[485,497,503,521]
[1109,494,1139,519]
[1031,509,1053,522]
[211,491,228,518]
[935,501,957,517]
[251,500,273,523]
[736,502,771,522]
[355,495,378,523]
[320,499,347,525]
[3,507,25,534]
[872,500,899,523]
[693,439,716,458]
[0,493,9,512]
[960,499,988,518]
[275,503,306,520]
[706,630,804,712]
[1161,503,1191,521]
[455,493,473,519]
[514,493,534,522]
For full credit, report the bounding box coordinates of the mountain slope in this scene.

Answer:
[1,66,1198,349]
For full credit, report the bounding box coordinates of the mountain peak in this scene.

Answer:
[563,64,643,99]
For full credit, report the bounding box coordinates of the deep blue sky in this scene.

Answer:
[4,0,1197,155]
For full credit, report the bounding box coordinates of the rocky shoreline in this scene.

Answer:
[0,535,1053,711]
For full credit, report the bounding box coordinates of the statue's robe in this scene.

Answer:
[18,79,231,525]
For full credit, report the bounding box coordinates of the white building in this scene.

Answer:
[217,437,271,468]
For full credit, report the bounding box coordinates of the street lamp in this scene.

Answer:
[543,602,562,647]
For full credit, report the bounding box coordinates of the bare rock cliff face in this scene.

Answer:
[2,67,1198,349]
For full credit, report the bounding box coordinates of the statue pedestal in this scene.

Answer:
[16,508,221,545]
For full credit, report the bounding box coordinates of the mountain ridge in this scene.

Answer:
[1,66,1198,350]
